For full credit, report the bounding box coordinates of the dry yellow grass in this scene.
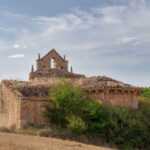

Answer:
[0,132,114,150]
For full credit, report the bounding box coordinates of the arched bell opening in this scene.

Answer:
[50,58,56,69]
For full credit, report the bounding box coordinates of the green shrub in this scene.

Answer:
[66,115,87,134]
[44,102,67,127]
[44,80,93,131]
[44,80,150,150]
[141,87,150,98]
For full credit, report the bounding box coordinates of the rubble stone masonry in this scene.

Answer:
[0,50,142,129]
[0,81,49,129]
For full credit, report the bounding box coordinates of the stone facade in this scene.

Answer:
[0,80,49,129]
[84,88,139,109]
[80,76,141,109]
[0,81,21,129]
[20,97,49,127]
[30,49,85,81]
[36,49,68,72]
[0,49,142,129]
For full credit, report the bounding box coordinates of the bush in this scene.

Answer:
[66,115,87,134]
[44,80,150,150]
[141,87,150,98]
[44,80,94,133]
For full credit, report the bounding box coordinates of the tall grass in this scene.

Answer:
[44,80,150,150]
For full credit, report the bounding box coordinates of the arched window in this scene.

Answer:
[50,58,56,69]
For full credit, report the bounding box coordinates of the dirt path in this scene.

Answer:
[0,132,114,150]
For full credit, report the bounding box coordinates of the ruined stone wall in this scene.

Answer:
[0,79,141,129]
[86,89,139,109]
[20,97,49,127]
[36,50,68,71]
[0,83,7,127]
[0,81,49,129]
[0,82,21,129]
[30,73,85,82]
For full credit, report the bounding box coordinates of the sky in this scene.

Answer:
[0,0,150,87]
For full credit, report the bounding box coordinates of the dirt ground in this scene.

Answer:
[0,132,114,150]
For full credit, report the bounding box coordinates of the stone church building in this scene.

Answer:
[30,49,85,81]
[0,49,141,129]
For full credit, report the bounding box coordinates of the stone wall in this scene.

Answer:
[0,81,49,129]
[0,82,21,129]
[20,97,49,127]
[30,72,85,82]
[30,49,85,81]
[85,88,140,109]
[0,79,141,129]
[36,49,68,71]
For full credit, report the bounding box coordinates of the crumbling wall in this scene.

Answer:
[0,81,50,129]
[0,81,21,129]
[29,70,85,82]
[85,89,139,109]
[20,97,49,127]
[36,49,68,71]
[0,79,141,129]
[0,83,7,127]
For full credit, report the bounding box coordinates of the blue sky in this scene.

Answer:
[0,0,150,86]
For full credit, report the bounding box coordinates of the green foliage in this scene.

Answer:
[49,80,90,116]
[44,80,150,150]
[44,80,92,129]
[141,87,150,98]
[85,102,150,149]
[66,115,87,134]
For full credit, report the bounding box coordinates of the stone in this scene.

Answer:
[29,49,85,81]
[0,49,142,129]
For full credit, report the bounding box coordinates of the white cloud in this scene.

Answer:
[117,37,138,44]
[101,16,121,24]
[0,0,150,86]
[13,44,21,49]
[1,4,148,53]
[13,44,28,49]
[8,54,25,58]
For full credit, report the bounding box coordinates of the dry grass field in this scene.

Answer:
[0,132,113,150]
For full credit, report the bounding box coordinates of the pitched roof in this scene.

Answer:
[41,49,65,61]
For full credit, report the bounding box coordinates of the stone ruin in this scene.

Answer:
[29,49,85,81]
[0,49,142,129]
